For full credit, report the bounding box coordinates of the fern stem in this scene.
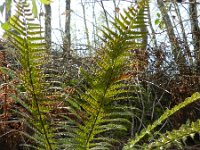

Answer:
[23,20,53,149]
[31,91,53,150]
[85,68,114,148]
[26,54,53,149]
[85,105,101,149]
[23,23,52,150]
[26,47,53,150]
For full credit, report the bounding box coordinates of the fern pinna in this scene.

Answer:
[61,0,149,149]
[3,1,55,150]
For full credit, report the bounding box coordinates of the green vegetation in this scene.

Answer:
[1,0,200,150]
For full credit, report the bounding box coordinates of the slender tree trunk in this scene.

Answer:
[44,4,52,50]
[92,1,97,49]
[157,0,186,74]
[189,0,200,73]
[63,0,71,61]
[81,0,92,56]
[147,5,157,48]
[173,2,193,67]
[58,0,62,30]
[100,0,109,28]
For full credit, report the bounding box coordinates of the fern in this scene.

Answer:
[4,1,200,150]
[124,92,200,150]
[60,0,149,149]
[3,1,55,150]
[145,119,200,149]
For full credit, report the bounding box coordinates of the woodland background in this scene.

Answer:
[1,0,200,149]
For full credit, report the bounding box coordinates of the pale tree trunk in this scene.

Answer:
[157,0,186,74]
[92,1,97,49]
[63,0,71,61]
[189,0,200,73]
[44,4,52,50]
[81,0,92,56]
[147,5,157,49]
[173,2,193,67]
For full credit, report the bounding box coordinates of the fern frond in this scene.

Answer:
[63,0,149,149]
[145,120,200,149]
[4,1,55,150]
[124,92,200,150]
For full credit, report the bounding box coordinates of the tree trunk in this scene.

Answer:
[157,0,186,74]
[44,4,52,50]
[63,0,71,61]
[100,0,109,28]
[189,0,200,73]
[173,2,193,67]
[81,0,92,56]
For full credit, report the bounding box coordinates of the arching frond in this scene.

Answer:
[145,119,200,149]
[124,92,200,150]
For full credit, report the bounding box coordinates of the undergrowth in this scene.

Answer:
[1,0,200,150]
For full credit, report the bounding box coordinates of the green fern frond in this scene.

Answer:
[62,0,149,149]
[124,92,200,150]
[4,1,55,150]
[145,120,200,149]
